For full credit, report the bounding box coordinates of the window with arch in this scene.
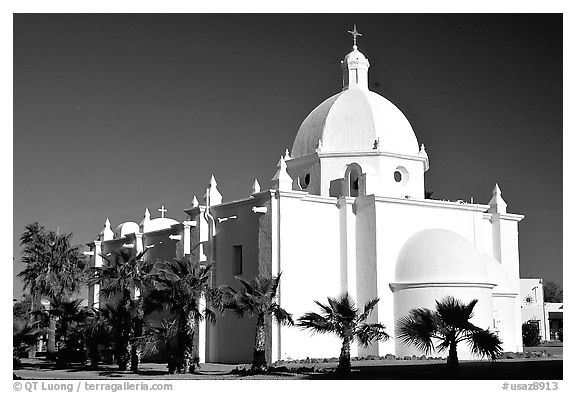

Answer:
[394,166,409,185]
[345,163,363,197]
[299,172,311,189]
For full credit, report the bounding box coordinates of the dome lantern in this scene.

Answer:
[341,25,370,90]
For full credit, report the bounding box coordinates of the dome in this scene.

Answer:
[115,222,140,238]
[343,47,367,62]
[144,217,179,233]
[481,253,516,294]
[291,88,419,158]
[395,229,490,284]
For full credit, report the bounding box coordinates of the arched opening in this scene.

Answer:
[298,172,311,190]
[394,166,409,185]
[345,163,363,197]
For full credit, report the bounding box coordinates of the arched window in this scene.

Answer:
[394,166,409,185]
[299,172,311,190]
[345,163,363,197]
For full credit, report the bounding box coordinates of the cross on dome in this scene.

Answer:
[158,205,167,218]
[347,25,362,50]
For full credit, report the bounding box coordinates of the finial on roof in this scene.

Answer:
[271,156,293,191]
[209,175,218,188]
[347,24,362,50]
[493,183,502,196]
[418,143,429,171]
[252,179,261,195]
[101,217,114,241]
[158,205,167,218]
[284,149,291,161]
[144,208,150,220]
[206,174,223,206]
[488,183,507,214]
[191,195,199,208]
[316,139,323,153]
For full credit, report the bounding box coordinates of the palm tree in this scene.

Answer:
[397,296,503,368]
[82,304,128,369]
[138,319,179,373]
[223,273,293,372]
[88,249,149,371]
[18,223,85,359]
[34,298,91,367]
[298,292,389,375]
[146,258,222,374]
[13,319,42,368]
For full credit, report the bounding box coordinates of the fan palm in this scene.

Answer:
[18,223,85,359]
[397,296,503,368]
[88,249,150,371]
[223,273,293,372]
[13,319,42,367]
[146,258,222,374]
[138,319,179,373]
[82,304,126,369]
[298,292,389,375]
[34,298,91,367]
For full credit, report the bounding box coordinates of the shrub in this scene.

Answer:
[522,322,541,346]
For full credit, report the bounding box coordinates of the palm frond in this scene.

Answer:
[271,304,294,326]
[269,272,282,297]
[236,277,255,295]
[468,329,503,360]
[298,312,336,334]
[357,297,379,323]
[436,296,478,330]
[354,323,389,347]
[396,308,437,355]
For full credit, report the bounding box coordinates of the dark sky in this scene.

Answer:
[13,14,562,298]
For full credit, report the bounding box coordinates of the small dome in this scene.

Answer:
[115,222,140,238]
[344,48,367,63]
[144,217,179,233]
[395,229,490,284]
[481,253,516,294]
[291,89,419,158]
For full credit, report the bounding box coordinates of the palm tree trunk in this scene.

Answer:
[55,318,68,368]
[46,316,57,360]
[447,340,459,369]
[130,318,143,372]
[116,332,130,371]
[87,342,100,369]
[252,314,267,372]
[182,313,197,373]
[175,312,194,374]
[189,315,200,372]
[337,336,352,375]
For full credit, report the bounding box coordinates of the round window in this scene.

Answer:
[394,166,409,185]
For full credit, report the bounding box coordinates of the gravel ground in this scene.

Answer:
[14,355,562,380]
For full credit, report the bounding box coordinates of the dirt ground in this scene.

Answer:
[14,355,562,380]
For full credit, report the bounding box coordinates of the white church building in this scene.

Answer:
[87,33,525,363]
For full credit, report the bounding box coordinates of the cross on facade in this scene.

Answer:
[347,25,362,48]
[158,205,167,218]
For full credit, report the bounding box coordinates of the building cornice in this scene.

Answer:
[389,281,497,292]
[374,195,490,212]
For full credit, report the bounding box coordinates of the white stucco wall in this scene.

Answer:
[372,197,491,355]
[275,192,344,360]
[493,295,519,352]
[393,285,494,359]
